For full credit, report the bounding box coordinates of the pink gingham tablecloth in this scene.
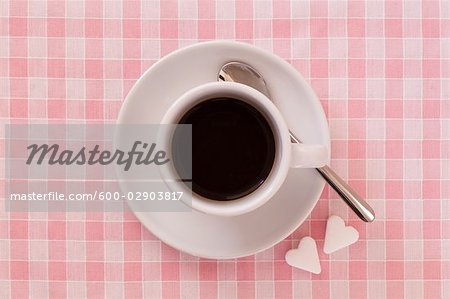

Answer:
[1,0,449,298]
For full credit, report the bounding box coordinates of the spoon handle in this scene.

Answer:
[316,165,375,222]
[290,132,375,222]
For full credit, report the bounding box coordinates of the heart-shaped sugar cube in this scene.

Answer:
[285,236,321,274]
[323,215,359,254]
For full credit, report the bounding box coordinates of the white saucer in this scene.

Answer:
[117,41,330,259]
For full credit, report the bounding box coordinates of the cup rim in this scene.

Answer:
[160,81,292,216]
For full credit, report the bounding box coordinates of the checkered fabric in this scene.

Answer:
[1,1,449,298]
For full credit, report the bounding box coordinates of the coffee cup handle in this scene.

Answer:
[290,144,328,168]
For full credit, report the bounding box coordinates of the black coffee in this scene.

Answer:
[172,98,276,201]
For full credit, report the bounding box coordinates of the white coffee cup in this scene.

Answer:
[160,82,327,216]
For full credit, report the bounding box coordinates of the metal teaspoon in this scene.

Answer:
[218,62,375,222]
